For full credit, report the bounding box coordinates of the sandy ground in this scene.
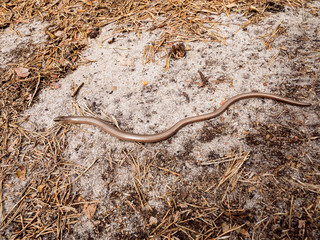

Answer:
[1,2,320,239]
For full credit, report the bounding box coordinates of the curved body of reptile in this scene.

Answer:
[54,92,311,143]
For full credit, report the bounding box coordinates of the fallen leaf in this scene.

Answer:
[14,67,30,77]
[222,222,230,233]
[8,138,18,152]
[16,166,26,181]
[149,216,158,225]
[141,81,148,87]
[83,203,98,219]
[92,220,101,225]
[238,228,250,237]
[37,184,46,192]
[61,205,78,213]
[298,220,306,228]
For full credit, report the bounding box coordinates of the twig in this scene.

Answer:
[71,82,84,97]
[28,74,41,107]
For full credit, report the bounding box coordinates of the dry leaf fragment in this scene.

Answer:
[83,203,98,219]
[248,186,256,192]
[238,227,250,237]
[16,166,26,181]
[37,184,46,192]
[61,205,78,213]
[14,67,30,77]
[184,45,191,51]
[149,216,158,225]
[298,220,306,228]
[50,82,61,89]
[8,138,19,152]
[178,202,188,208]
[222,222,230,232]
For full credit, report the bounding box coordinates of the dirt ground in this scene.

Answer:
[1,1,319,239]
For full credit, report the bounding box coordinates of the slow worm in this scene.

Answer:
[54,92,311,143]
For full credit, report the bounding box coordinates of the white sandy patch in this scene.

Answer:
[0,20,48,68]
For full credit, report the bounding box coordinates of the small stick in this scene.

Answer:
[71,82,84,97]
[28,75,41,107]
